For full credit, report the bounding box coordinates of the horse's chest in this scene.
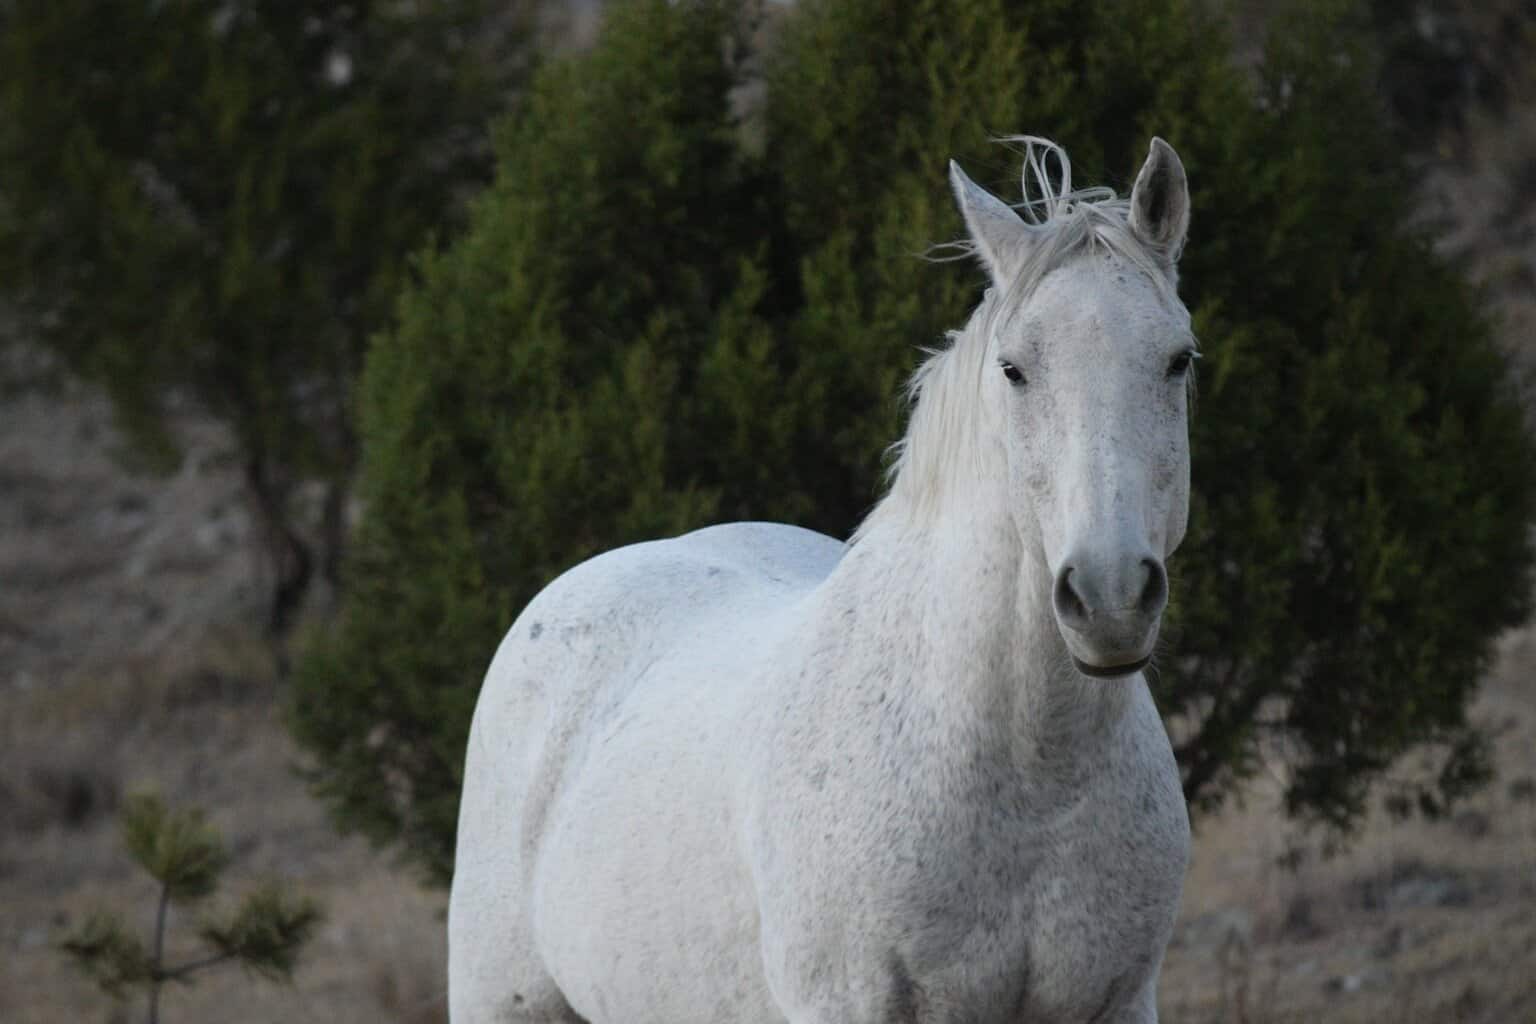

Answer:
[916,794,1184,1020]
[1011,810,1186,1019]
[753,742,1189,1023]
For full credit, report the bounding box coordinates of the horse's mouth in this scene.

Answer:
[1072,653,1151,679]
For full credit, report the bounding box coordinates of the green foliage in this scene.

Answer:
[1159,0,1534,826]
[292,0,1536,879]
[289,0,761,881]
[60,793,322,1022]
[0,0,530,629]
[199,884,323,983]
[121,794,229,905]
[60,912,155,998]
[761,0,1241,528]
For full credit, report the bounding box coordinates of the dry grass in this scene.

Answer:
[0,628,451,1024]
[1159,627,1536,1023]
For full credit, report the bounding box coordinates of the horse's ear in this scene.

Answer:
[950,159,1027,281]
[1128,137,1189,263]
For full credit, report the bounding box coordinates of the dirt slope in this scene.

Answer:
[0,366,449,1023]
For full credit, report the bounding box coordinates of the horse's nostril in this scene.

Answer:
[1054,566,1092,628]
[1138,558,1168,616]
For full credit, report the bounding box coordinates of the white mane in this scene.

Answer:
[859,137,1186,539]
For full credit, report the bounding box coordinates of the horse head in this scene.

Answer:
[950,138,1195,678]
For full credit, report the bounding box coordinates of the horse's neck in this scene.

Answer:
[835,498,1137,775]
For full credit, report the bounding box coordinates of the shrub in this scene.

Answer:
[290,0,1536,880]
[0,0,532,632]
[289,0,764,879]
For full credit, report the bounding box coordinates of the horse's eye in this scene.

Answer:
[1167,350,1198,378]
[1000,361,1026,386]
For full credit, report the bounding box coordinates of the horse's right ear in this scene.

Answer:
[950,160,1027,282]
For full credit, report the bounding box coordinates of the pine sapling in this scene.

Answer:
[59,793,322,1024]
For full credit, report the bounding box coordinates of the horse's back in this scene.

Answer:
[467,519,841,748]
[449,522,842,1023]
[475,521,841,735]
[517,520,839,645]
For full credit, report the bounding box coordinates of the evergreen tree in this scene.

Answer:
[761,0,1241,531]
[0,0,531,634]
[60,794,321,1023]
[291,0,1536,878]
[1163,2,1535,824]
[288,0,767,881]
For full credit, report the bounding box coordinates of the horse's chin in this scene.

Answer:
[1071,653,1152,679]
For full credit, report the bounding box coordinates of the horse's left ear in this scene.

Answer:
[950,159,1028,282]
[1128,137,1189,263]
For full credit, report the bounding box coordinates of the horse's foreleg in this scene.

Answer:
[1097,977,1160,1024]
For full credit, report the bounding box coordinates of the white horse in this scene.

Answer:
[449,136,1195,1024]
